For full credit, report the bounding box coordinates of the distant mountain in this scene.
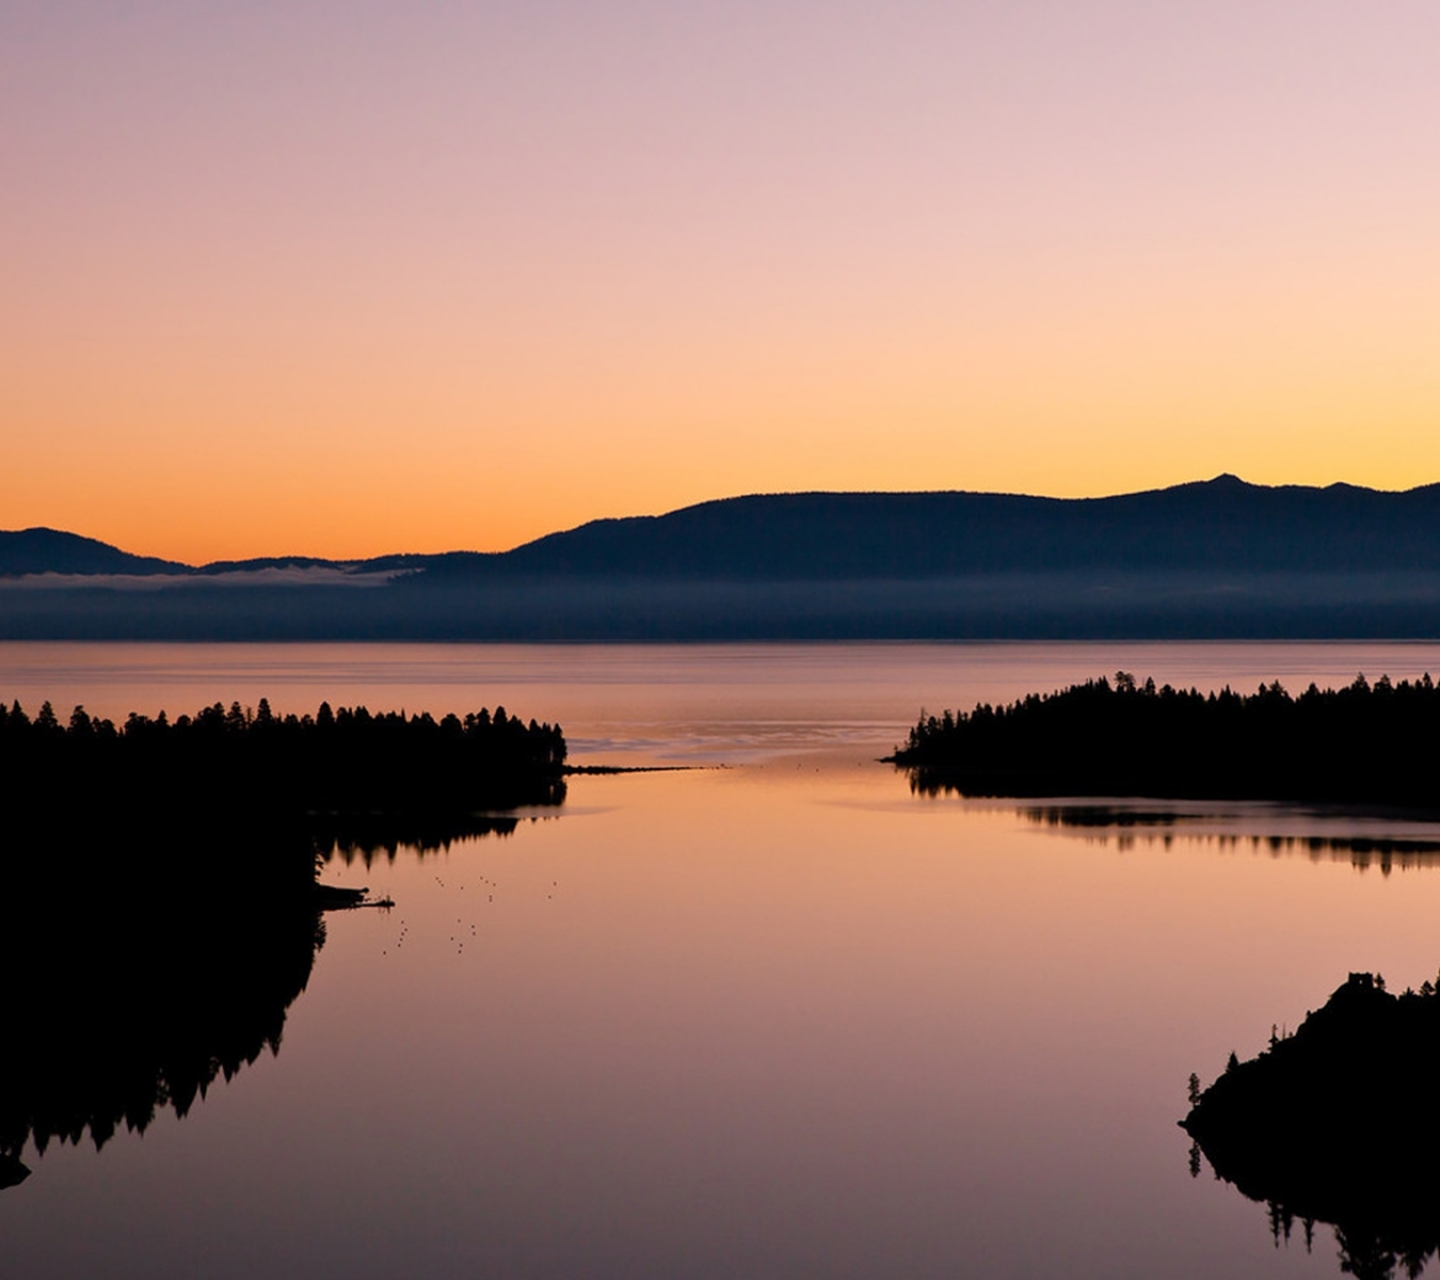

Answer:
[415,475,1440,581]
[11,477,1440,582]
[0,534,439,580]
[0,528,188,578]
[9,477,1440,639]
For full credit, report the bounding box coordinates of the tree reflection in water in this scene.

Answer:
[1184,973,1440,1280]
[0,696,570,1187]
[317,812,525,869]
[0,809,560,1189]
[1016,805,1440,873]
[0,819,328,1187]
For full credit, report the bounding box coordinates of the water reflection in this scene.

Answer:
[0,822,329,1188]
[0,801,561,1188]
[1012,804,1440,873]
[316,812,526,868]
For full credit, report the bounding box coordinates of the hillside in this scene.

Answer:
[0,528,188,577]
[13,476,1440,582]
[417,475,1440,581]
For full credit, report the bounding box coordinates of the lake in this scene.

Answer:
[5,640,1440,1278]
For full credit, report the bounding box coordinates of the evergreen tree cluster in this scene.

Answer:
[1184,972,1440,1279]
[0,696,567,822]
[893,672,1440,806]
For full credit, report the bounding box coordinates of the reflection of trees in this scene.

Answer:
[1184,973,1440,1279]
[0,820,326,1186]
[311,791,563,870]
[321,814,521,868]
[0,794,564,1188]
[0,697,570,1187]
[1014,806,1440,873]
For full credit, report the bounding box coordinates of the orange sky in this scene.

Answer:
[3,2,1439,564]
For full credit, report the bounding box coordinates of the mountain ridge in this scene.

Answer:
[12,474,1440,581]
[0,528,191,578]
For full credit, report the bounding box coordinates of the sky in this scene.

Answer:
[3,1,1439,563]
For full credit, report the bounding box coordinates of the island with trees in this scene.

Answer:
[1183,971,1440,1279]
[891,672,1440,809]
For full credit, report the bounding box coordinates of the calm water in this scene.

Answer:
[6,641,1440,1278]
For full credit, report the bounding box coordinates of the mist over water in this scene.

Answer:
[4,641,1440,1278]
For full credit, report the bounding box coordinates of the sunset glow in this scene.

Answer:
[4,2,1439,561]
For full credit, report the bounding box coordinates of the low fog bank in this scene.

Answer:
[0,567,402,590]
[5,572,1440,640]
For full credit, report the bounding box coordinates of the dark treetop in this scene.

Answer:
[0,696,567,825]
[1183,972,1440,1280]
[892,672,1440,808]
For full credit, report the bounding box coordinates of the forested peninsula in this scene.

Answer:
[0,696,567,827]
[892,673,1440,808]
[0,694,568,916]
[0,696,568,1187]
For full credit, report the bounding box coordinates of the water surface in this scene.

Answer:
[5,641,1440,1278]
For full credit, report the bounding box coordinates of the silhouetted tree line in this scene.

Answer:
[893,672,1440,807]
[1184,971,1440,1279]
[0,697,567,830]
